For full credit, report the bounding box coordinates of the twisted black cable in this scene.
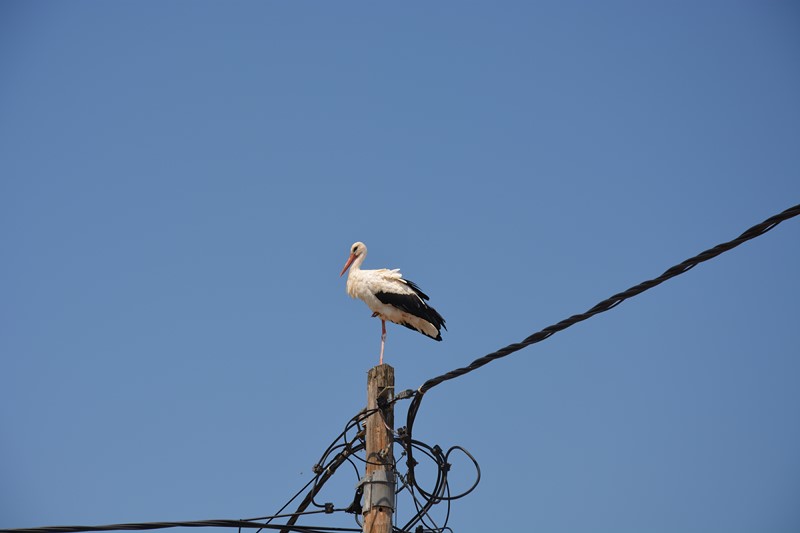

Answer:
[404,203,800,486]
[0,521,358,533]
[420,203,799,396]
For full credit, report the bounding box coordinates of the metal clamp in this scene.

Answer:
[357,470,395,514]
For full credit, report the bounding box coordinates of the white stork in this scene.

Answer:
[339,242,446,364]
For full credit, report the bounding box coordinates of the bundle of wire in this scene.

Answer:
[273,401,480,533]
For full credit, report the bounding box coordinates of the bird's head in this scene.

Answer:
[339,241,367,276]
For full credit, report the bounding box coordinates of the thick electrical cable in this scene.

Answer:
[404,203,800,493]
[13,206,794,533]
[417,203,799,397]
[0,520,358,533]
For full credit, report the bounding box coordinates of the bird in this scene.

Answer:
[339,241,446,364]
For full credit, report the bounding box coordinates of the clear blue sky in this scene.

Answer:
[2,2,799,532]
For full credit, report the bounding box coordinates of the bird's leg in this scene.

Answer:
[379,319,386,365]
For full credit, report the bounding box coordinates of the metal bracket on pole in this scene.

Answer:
[358,470,395,514]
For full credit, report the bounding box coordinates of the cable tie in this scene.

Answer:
[395,389,415,401]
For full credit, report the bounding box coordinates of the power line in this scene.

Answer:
[417,203,800,396]
[276,399,472,533]
[403,202,800,489]
[7,204,797,533]
[0,520,359,533]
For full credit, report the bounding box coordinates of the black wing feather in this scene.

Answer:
[375,278,447,335]
[401,278,430,301]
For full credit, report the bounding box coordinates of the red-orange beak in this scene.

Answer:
[339,253,356,277]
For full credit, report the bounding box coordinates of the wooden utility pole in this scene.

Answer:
[362,364,395,533]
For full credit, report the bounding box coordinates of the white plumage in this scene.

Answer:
[340,242,446,364]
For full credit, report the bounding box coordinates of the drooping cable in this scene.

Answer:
[0,520,358,533]
[418,203,799,397]
[9,205,796,533]
[404,203,800,495]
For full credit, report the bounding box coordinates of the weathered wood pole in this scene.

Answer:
[363,364,394,533]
